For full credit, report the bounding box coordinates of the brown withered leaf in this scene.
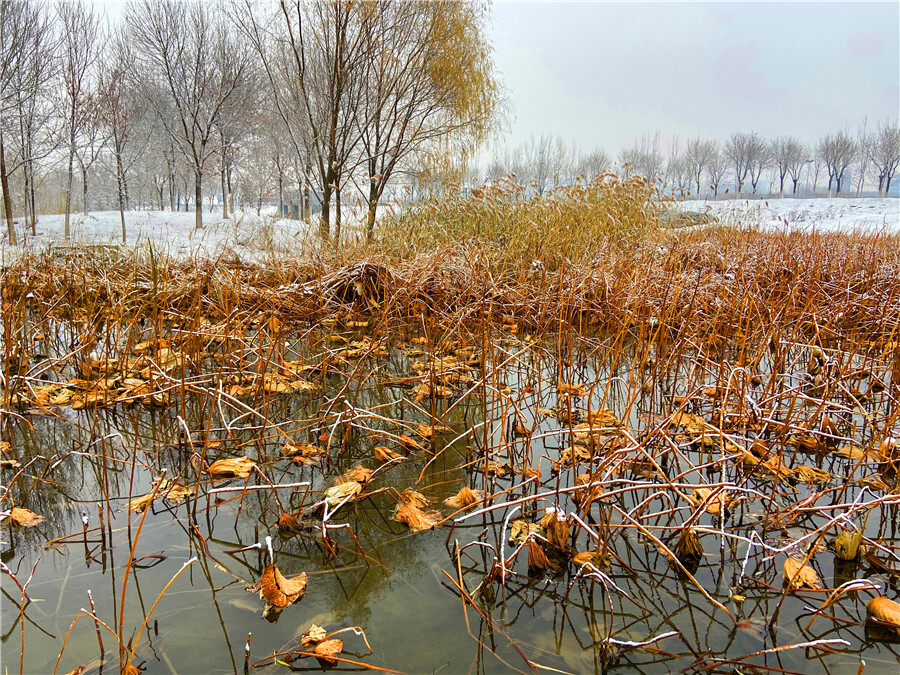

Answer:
[394,503,441,532]
[207,456,256,479]
[527,539,551,570]
[129,493,156,513]
[417,423,452,440]
[478,461,512,478]
[324,481,363,507]
[539,509,570,549]
[280,442,322,459]
[866,596,900,634]
[675,528,704,563]
[398,434,427,452]
[509,520,542,546]
[313,639,343,664]
[794,465,830,484]
[572,550,609,568]
[7,507,43,528]
[688,487,731,515]
[337,465,372,485]
[399,489,430,508]
[558,383,589,397]
[373,446,404,462]
[300,623,328,647]
[835,529,863,561]
[444,486,485,508]
[783,557,822,590]
[259,564,308,608]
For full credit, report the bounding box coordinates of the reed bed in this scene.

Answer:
[2,181,899,673]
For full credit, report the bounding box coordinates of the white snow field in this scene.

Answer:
[2,197,897,265]
[677,196,899,234]
[0,209,318,263]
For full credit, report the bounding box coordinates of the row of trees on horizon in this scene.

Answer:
[481,122,900,201]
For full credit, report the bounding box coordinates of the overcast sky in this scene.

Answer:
[489,1,899,153]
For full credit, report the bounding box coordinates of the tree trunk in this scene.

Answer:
[82,163,89,215]
[366,181,380,241]
[277,170,283,218]
[221,146,228,219]
[195,173,203,229]
[116,150,127,243]
[320,182,331,239]
[1,131,15,245]
[334,187,341,242]
[29,162,37,235]
[65,144,75,238]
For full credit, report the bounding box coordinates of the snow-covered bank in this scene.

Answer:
[1,209,316,262]
[677,197,899,233]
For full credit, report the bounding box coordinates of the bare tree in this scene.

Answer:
[575,146,611,182]
[816,130,856,195]
[724,132,756,196]
[868,119,900,196]
[618,132,663,182]
[56,0,101,238]
[127,0,256,230]
[704,141,728,199]
[770,136,806,197]
[684,137,717,196]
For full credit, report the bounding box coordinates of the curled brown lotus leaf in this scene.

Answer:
[8,507,43,528]
[688,487,731,515]
[324,481,363,507]
[835,529,863,560]
[337,465,372,485]
[539,510,570,549]
[675,528,704,563]
[277,512,305,537]
[794,465,830,484]
[280,442,322,459]
[300,623,328,647]
[313,638,343,664]
[399,489,430,508]
[128,493,156,513]
[417,423,451,439]
[527,539,551,570]
[207,456,256,479]
[783,556,822,590]
[260,563,308,608]
[572,550,609,568]
[509,519,542,546]
[373,446,403,462]
[558,383,589,397]
[394,503,441,532]
[398,434,426,452]
[444,486,485,508]
[866,596,900,634]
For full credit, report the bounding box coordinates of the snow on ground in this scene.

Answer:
[677,196,900,234]
[1,209,317,264]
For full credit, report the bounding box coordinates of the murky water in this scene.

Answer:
[3,322,899,674]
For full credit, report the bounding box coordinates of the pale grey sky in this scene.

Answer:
[489,1,899,152]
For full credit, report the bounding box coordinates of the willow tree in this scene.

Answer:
[357,0,498,240]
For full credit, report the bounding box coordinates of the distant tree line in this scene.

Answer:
[0,0,499,245]
[482,120,900,200]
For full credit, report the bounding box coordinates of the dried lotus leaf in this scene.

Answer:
[866,596,900,634]
[394,503,441,532]
[300,623,328,647]
[313,639,343,664]
[835,529,863,561]
[444,486,485,508]
[259,564,307,608]
[783,557,822,590]
[324,481,363,507]
[8,507,44,527]
[207,456,256,479]
[373,446,403,462]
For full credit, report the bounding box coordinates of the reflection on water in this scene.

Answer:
[3,324,899,674]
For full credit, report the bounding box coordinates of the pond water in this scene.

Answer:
[3,319,899,674]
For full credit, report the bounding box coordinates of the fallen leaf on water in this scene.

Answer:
[259,564,308,608]
[539,509,570,549]
[417,423,452,440]
[7,507,43,528]
[834,444,878,462]
[399,489,430,508]
[337,465,372,485]
[509,519,542,546]
[373,446,404,462]
[866,596,900,634]
[794,465,830,484]
[783,557,822,590]
[313,639,343,664]
[207,456,256,479]
[558,383,589,397]
[280,442,322,459]
[129,493,156,513]
[572,550,609,568]
[300,623,328,647]
[324,481,363,507]
[527,539,551,570]
[478,461,512,478]
[688,487,731,515]
[675,528,704,563]
[398,434,426,452]
[394,503,441,532]
[444,486,485,508]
